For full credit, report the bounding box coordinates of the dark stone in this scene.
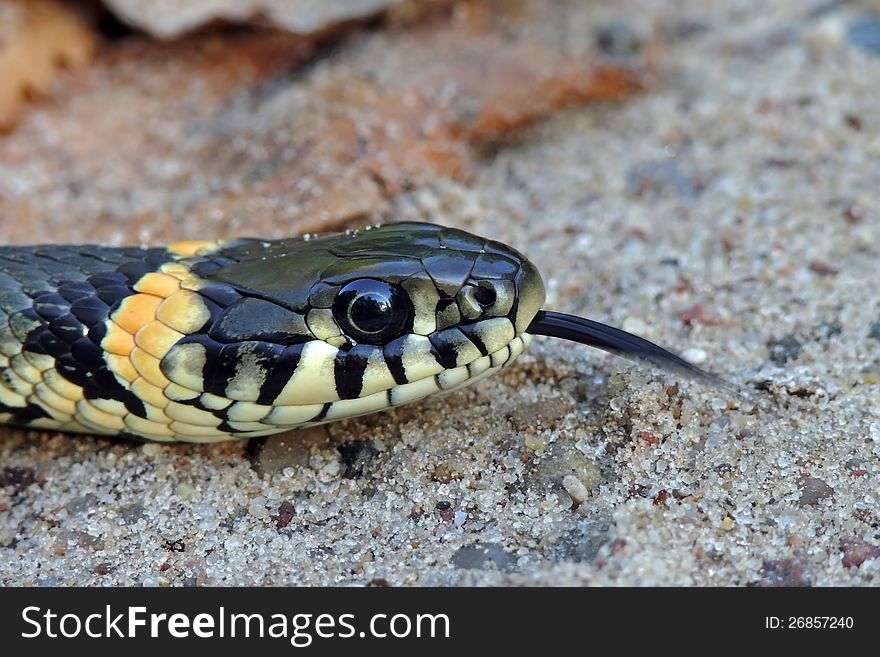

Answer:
[767,334,802,366]
[337,439,378,479]
[0,467,36,493]
[275,500,296,530]
[595,21,643,57]
[844,457,866,472]
[812,321,841,340]
[545,515,613,563]
[798,477,834,506]
[55,530,105,553]
[757,559,810,587]
[66,493,98,516]
[119,503,145,524]
[93,562,114,576]
[452,542,516,573]
[163,539,186,552]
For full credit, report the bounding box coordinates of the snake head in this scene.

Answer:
[152,221,729,439]
[305,222,547,344]
[159,223,548,432]
[205,222,545,347]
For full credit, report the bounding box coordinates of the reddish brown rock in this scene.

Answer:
[797,477,834,507]
[757,558,809,587]
[840,538,880,569]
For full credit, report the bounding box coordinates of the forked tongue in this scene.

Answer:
[527,310,738,394]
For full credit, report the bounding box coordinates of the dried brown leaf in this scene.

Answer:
[0,1,643,244]
[0,0,96,131]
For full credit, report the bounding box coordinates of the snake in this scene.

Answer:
[0,222,723,443]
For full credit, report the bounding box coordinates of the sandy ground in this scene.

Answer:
[1,0,879,586]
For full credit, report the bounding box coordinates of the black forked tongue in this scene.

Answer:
[527,310,737,393]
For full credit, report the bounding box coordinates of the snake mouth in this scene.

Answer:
[527,310,733,391]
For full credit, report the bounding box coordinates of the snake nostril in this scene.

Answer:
[456,283,498,320]
[472,284,496,308]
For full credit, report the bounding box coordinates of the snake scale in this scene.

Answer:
[0,223,721,443]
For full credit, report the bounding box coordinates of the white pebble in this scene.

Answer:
[622,317,648,335]
[682,347,707,364]
[562,475,589,505]
[803,16,845,55]
[248,495,269,519]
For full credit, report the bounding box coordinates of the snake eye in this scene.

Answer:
[333,279,409,344]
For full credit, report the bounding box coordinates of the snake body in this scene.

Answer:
[0,223,545,442]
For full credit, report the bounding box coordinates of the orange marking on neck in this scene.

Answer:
[112,294,163,334]
[167,240,219,257]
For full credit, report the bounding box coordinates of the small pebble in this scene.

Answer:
[681,347,707,364]
[0,466,35,492]
[758,559,809,587]
[275,501,296,530]
[562,474,589,505]
[174,483,195,501]
[803,16,845,54]
[248,496,269,519]
[141,443,164,457]
[451,543,516,572]
[0,527,17,547]
[840,538,880,569]
[525,435,547,452]
[767,335,802,366]
[595,21,644,57]
[622,317,648,335]
[798,477,834,507]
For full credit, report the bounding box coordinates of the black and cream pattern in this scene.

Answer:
[0,224,545,442]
